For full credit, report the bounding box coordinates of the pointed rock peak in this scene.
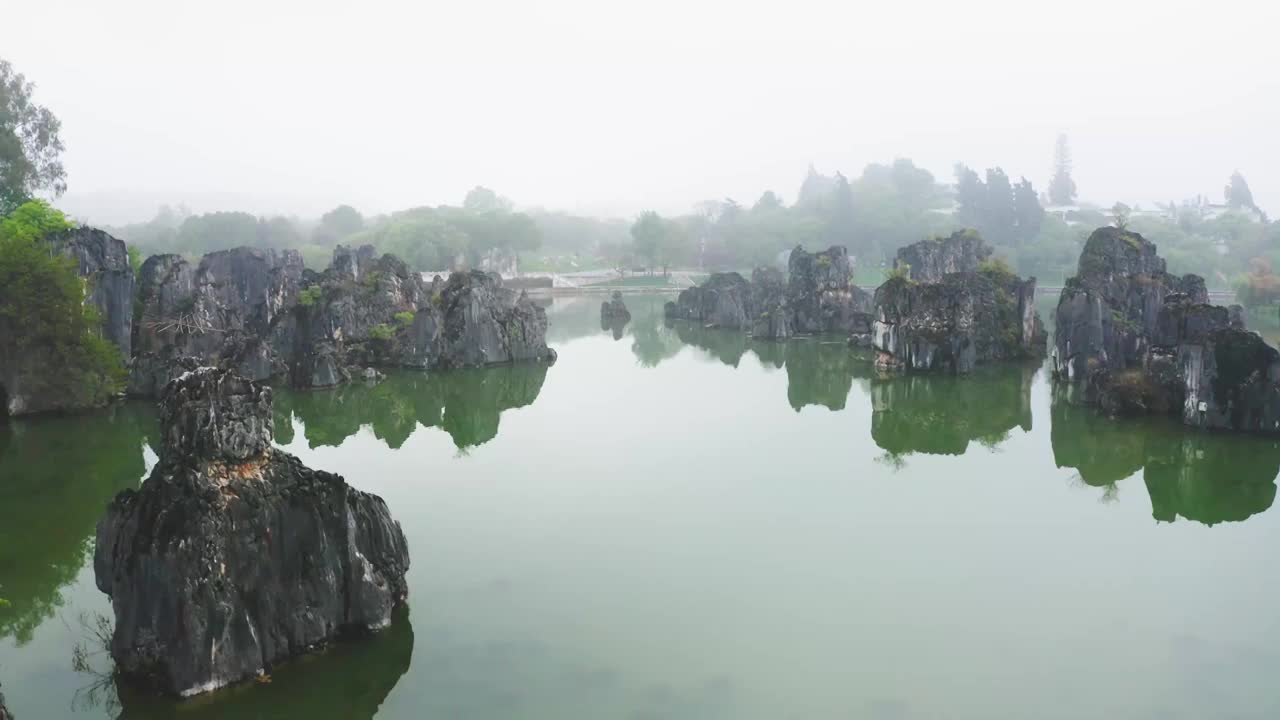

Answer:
[160,366,273,464]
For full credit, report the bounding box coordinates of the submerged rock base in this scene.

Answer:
[94,368,410,697]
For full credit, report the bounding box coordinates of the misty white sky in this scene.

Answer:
[6,0,1279,225]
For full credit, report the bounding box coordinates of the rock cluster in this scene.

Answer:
[872,236,1044,373]
[94,367,410,697]
[664,246,871,339]
[1050,227,1280,432]
[131,245,556,395]
[130,247,304,394]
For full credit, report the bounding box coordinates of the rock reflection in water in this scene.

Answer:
[674,323,871,411]
[1051,390,1280,525]
[0,404,152,645]
[281,364,548,450]
[870,365,1035,457]
[114,607,413,720]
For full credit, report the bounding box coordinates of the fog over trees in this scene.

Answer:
[2,1,1278,295]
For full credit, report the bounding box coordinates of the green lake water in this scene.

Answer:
[3,293,1280,719]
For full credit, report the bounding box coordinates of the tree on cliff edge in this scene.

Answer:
[0,201,126,406]
[1048,133,1077,206]
[0,59,66,215]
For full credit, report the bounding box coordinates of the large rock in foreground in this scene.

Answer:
[872,267,1044,374]
[94,367,409,697]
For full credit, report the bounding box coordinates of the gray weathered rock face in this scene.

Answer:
[786,246,872,335]
[1052,226,1280,434]
[664,246,869,340]
[130,247,304,394]
[894,230,992,283]
[0,681,10,720]
[129,245,556,394]
[1052,227,1207,384]
[667,272,754,329]
[749,267,790,340]
[94,367,410,698]
[871,269,1044,374]
[432,270,558,370]
[51,227,136,357]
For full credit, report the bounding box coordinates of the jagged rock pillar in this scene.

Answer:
[94,367,410,697]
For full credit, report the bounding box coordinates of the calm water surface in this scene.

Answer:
[3,293,1280,719]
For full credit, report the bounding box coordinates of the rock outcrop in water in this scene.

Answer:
[94,367,410,697]
[664,246,870,339]
[600,291,631,339]
[666,272,754,329]
[786,245,872,335]
[129,245,555,394]
[1052,227,1207,385]
[1051,227,1280,433]
[0,682,10,720]
[600,291,631,324]
[871,256,1044,374]
[130,247,304,394]
[893,229,991,283]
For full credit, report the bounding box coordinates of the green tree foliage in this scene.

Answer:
[175,211,258,253]
[1048,133,1077,205]
[954,164,1044,246]
[1013,178,1044,239]
[1111,202,1132,230]
[0,201,126,406]
[463,186,513,213]
[319,204,364,237]
[1225,171,1263,218]
[0,59,66,215]
[630,211,665,272]
[1233,257,1280,310]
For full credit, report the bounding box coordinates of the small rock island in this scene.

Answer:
[665,232,1045,374]
[601,291,632,324]
[94,366,410,697]
[665,245,873,341]
[872,231,1045,373]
